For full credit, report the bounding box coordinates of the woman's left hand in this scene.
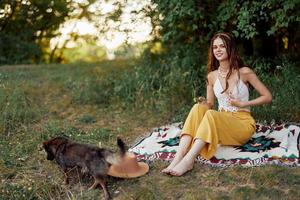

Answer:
[229,99,245,108]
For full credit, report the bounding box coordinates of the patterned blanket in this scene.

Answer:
[129,123,300,167]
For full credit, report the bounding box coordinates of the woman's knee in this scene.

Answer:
[203,109,218,118]
[191,103,208,113]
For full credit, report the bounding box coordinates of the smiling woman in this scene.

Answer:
[162,32,272,176]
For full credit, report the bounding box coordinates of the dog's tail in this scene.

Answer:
[117,137,126,156]
[105,137,127,165]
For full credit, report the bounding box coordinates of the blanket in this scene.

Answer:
[129,123,300,167]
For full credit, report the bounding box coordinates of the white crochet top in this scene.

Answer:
[213,77,250,112]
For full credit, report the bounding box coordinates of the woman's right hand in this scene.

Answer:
[195,96,211,108]
[196,96,206,103]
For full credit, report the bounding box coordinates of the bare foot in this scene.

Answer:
[169,158,194,176]
[161,154,184,174]
[161,168,172,174]
[161,161,180,174]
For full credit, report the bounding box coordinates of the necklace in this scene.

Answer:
[218,67,229,78]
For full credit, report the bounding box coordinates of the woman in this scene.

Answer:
[162,32,272,176]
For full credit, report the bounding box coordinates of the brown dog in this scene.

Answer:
[43,136,126,200]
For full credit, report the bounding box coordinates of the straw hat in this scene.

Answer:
[108,152,149,178]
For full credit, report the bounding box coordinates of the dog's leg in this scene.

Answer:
[88,179,99,190]
[89,177,110,200]
[76,167,84,181]
[98,178,110,200]
[63,168,70,185]
[79,166,89,180]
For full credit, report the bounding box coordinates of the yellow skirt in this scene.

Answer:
[181,104,256,160]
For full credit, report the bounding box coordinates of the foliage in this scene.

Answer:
[250,58,300,122]
[62,40,106,63]
[217,0,300,37]
[0,0,70,64]
[151,0,300,54]
[132,0,300,96]
[115,57,300,122]
[106,0,299,122]
[0,0,101,64]
[1,0,299,65]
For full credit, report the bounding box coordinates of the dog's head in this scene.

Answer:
[42,137,69,160]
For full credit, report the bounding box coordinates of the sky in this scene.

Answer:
[50,0,153,56]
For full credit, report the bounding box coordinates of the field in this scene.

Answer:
[0,61,300,200]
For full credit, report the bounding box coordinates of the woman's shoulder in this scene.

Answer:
[239,66,256,76]
[207,70,218,84]
[239,66,253,73]
[239,66,258,82]
[207,70,218,77]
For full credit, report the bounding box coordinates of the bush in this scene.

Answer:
[250,59,300,122]
[31,58,298,123]
[111,56,300,122]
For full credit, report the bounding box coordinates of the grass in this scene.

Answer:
[0,60,299,200]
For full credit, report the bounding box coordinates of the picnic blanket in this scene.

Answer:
[129,122,300,167]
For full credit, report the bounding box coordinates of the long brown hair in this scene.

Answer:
[207,32,244,93]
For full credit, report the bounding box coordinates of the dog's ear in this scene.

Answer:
[42,141,48,147]
[42,140,50,151]
[42,141,55,161]
[42,138,60,160]
[47,137,68,146]
[45,150,55,160]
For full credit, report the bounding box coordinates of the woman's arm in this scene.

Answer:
[230,67,272,108]
[204,72,215,109]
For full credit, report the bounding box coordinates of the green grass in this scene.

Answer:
[0,60,299,200]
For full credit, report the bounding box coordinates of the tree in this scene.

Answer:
[216,0,300,57]
[0,0,71,64]
[150,0,300,59]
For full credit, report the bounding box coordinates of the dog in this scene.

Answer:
[42,136,126,200]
